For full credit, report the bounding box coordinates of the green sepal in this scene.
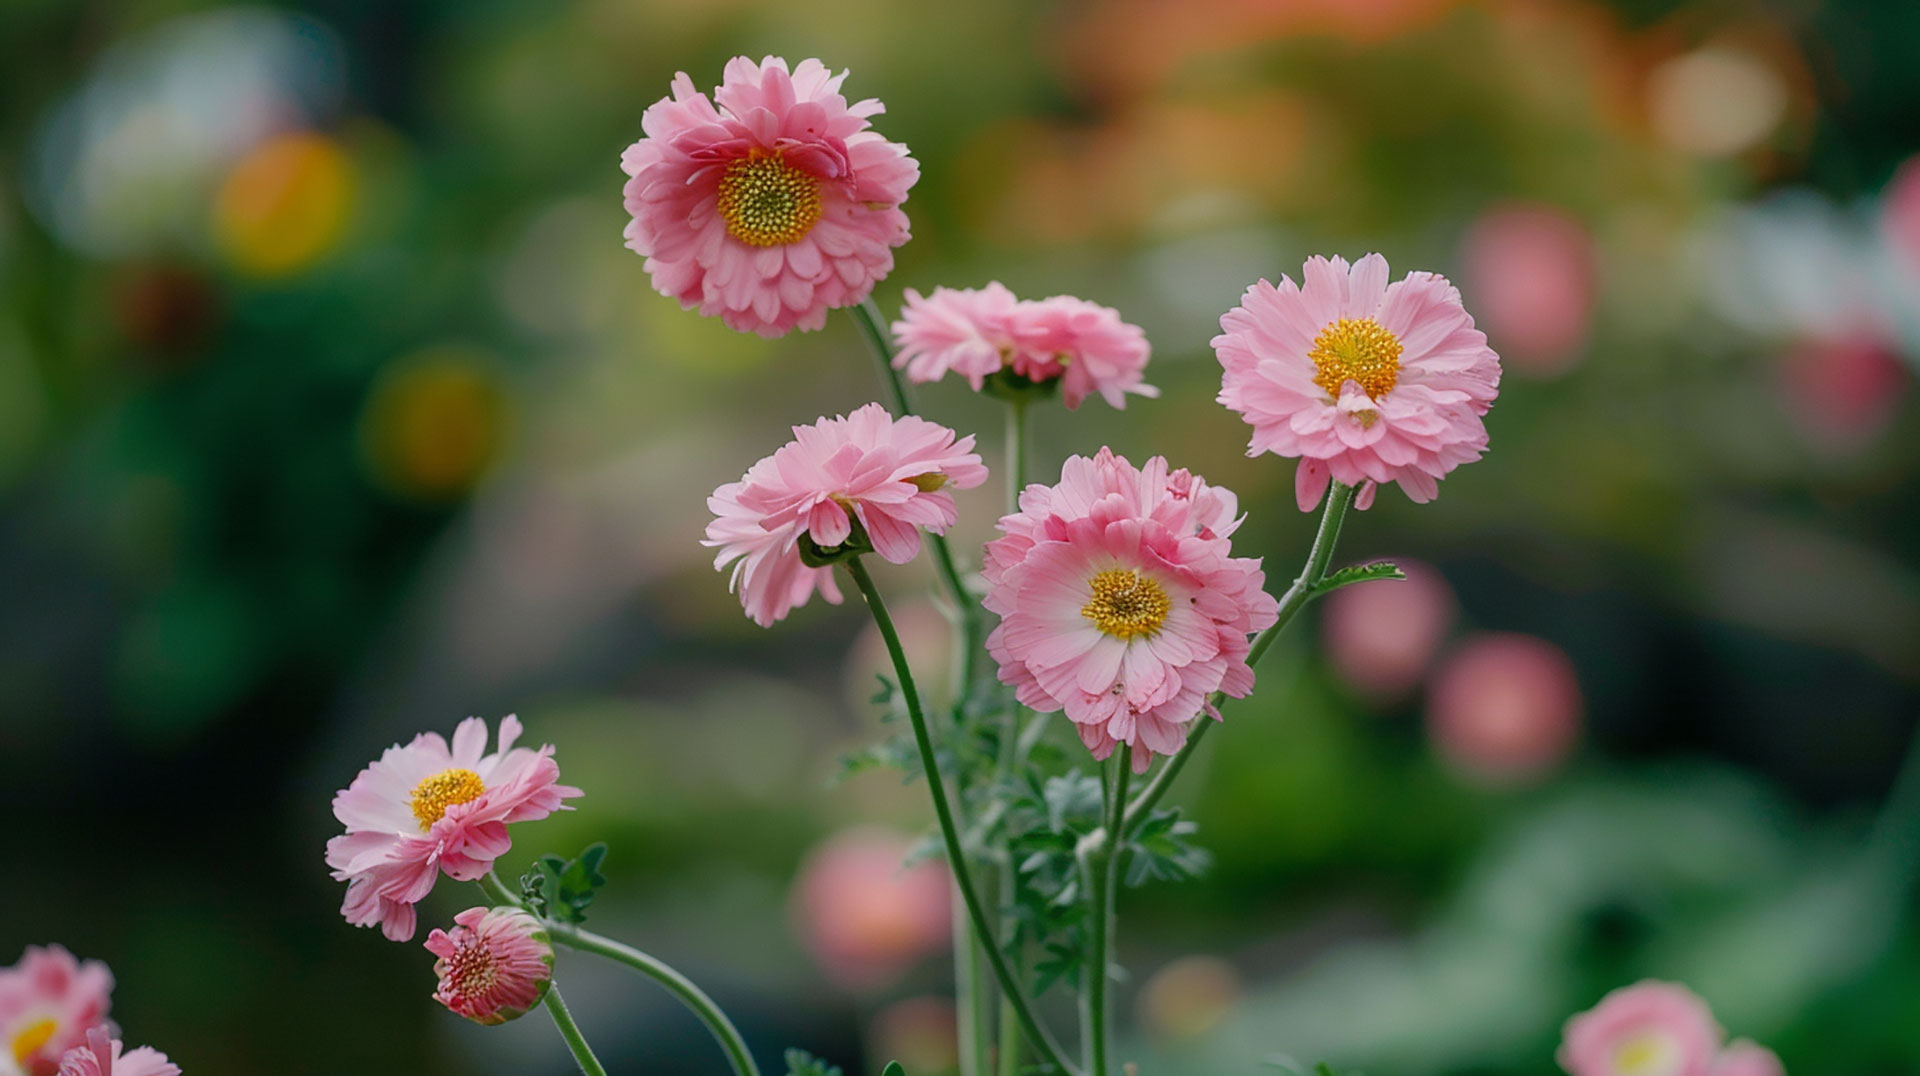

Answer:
[1308,560,1403,598]
[980,366,1063,405]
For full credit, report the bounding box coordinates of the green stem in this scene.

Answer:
[843,555,1083,1076]
[853,297,913,416]
[543,987,610,1076]
[483,872,761,1076]
[1079,748,1131,1076]
[955,891,992,1076]
[1122,482,1356,831]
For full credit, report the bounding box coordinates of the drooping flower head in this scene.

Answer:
[892,285,1157,409]
[0,947,113,1076]
[1709,1041,1784,1076]
[984,449,1278,771]
[327,716,582,942]
[620,56,918,337]
[1214,253,1501,511]
[53,1030,176,1076]
[424,907,554,1025]
[705,402,987,626]
[1559,981,1724,1076]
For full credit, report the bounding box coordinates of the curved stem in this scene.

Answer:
[1123,482,1356,830]
[844,555,1083,1076]
[543,987,610,1076]
[1079,748,1131,1076]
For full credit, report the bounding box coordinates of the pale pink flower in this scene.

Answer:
[620,56,918,337]
[891,285,1157,409]
[704,402,987,627]
[1427,632,1582,786]
[1777,328,1909,455]
[0,946,113,1076]
[1558,981,1723,1076]
[326,716,582,942]
[790,829,951,992]
[984,449,1278,771]
[1710,1041,1784,1076]
[52,1030,177,1076]
[1461,204,1596,376]
[425,907,554,1025]
[1214,253,1501,511]
[1320,558,1456,703]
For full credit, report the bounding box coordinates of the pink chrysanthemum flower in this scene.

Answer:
[1214,253,1501,511]
[1709,1041,1784,1076]
[620,56,918,337]
[326,716,582,942]
[0,947,113,1076]
[705,402,988,627]
[52,1029,177,1076]
[424,907,554,1025]
[1558,981,1724,1076]
[891,285,1157,409]
[984,449,1278,772]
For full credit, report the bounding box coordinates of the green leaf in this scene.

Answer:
[1309,560,1404,598]
[881,1063,907,1076]
[525,842,610,924]
[783,1049,844,1076]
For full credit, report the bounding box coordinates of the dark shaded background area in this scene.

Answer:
[2,1,1918,1074]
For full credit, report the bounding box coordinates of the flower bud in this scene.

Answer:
[424,907,554,1025]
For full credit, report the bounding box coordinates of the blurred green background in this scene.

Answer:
[2,0,1917,1073]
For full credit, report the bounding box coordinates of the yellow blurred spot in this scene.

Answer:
[1138,955,1242,1039]
[360,348,509,501]
[11,1018,57,1064]
[213,131,355,276]
[1647,46,1788,158]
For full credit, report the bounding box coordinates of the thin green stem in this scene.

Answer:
[844,555,1083,1076]
[1079,748,1131,1076]
[955,892,992,1076]
[550,925,762,1076]
[1122,482,1356,831]
[543,987,609,1076]
[853,297,913,416]
[992,396,1033,1076]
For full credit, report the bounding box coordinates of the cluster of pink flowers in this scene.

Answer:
[892,284,1158,409]
[705,402,987,626]
[983,449,1279,771]
[326,715,581,942]
[1559,981,1784,1076]
[0,948,174,1076]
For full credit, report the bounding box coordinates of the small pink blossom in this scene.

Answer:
[425,907,554,1025]
[1559,981,1723,1076]
[1461,204,1596,376]
[326,716,582,942]
[1320,558,1456,703]
[1777,328,1909,455]
[892,285,1156,409]
[620,56,918,337]
[1710,1041,1784,1076]
[1214,253,1501,510]
[1427,633,1582,786]
[53,1029,177,1076]
[984,449,1278,771]
[705,402,987,626]
[790,829,952,992]
[0,946,113,1076]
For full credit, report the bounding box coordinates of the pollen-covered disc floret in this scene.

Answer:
[891,284,1158,410]
[1215,253,1501,511]
[620,56,919,337]
[326,716,582,943]
[705,402,987,627]
[53,1029,177,1076]
[0,947,113,1076]
[1558,981,1724,1076]
[984,449,1279,771]
[425,907,554,1026]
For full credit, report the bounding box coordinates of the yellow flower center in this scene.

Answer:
[11,1018,58,1064]
[1612,1033,1672,1075]
[716,153,823,247]
[1308,316,1402,400]
[1082,569,1171,639]
[410,768,486,831]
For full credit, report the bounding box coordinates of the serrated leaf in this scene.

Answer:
[1309,560,1404,598]
[527,843,610,924]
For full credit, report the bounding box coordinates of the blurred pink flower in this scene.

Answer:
[1558,981,1723,1076]
[1710,1041,1784,1076]
[619,56,918,337]
[892,285,1157,409]
[791,829,951,991]
[984,449,1277,772]
[1214,254,1501,511]
[0,946,113,1076]
[1460,204,1596,376]
[1882,154,1920,277]
[425,907,554,1025]
[1427,632,1581,785]
[704,403,987,626]
[1320,559,1456,702]
[326,716,582,942]
[1777,329,1909,455]
[53,1030,176,1076]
